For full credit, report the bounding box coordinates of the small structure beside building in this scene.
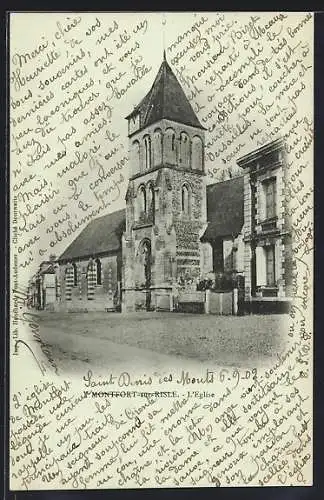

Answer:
[201,176,244,276]
[27,255,59,310]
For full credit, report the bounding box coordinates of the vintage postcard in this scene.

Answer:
[9,12,313,489]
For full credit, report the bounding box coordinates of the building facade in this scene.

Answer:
[28,54,292,314]
[237,138,292,312]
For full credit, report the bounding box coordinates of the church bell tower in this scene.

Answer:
[122,51,208,312]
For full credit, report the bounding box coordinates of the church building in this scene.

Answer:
[33,53,291,313]
[121,50,211,311]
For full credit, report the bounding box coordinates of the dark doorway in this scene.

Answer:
[212,238,224,273]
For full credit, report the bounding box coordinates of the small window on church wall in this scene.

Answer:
[179,132,190,168]
[147,184,155,221]
[153,129,162,166]
[144,135,151,170]
[138,186,146,220]
[65,263,76,287]
[181,185,190,215]
[192,136,203,170]
[164,128,176,164]
[87,260,97,298]
[72,262,77,286]
[95,258,102,285]
[132,140,140,174]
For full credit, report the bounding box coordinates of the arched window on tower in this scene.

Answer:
[181,184,190,216]
[147,183,155,223]
[179,132,190,168]
[132,140,140,175]
[192,136,203,170]
[144,135,151,170]
[153,129,162,166]
[95,258,102,285]
[172,134,175,152]
[164,128,176,164]
[137,185,146,222]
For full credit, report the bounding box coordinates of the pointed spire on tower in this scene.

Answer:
[125,13,205,131]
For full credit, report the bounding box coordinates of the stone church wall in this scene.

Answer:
[58,253,121,312]
[170,169,207,282]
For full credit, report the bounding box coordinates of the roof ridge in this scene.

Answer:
[207,175,244,188]
[142,68,160,125]
[89,207,126,222]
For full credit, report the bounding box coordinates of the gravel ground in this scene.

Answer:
[35,311,289,374]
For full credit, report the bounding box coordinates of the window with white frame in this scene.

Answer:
[262,177,277,220]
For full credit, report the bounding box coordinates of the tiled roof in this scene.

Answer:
[58,209,126,261]
[202,176,244,241]
[126,52,205,131]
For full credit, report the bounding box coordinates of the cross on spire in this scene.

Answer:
[162,13,166,60]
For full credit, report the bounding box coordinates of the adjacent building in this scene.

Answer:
[27,256,59,311]
[237,138,292,312]
[201,176,244,276]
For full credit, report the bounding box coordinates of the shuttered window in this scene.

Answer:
[266,245,275,286]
